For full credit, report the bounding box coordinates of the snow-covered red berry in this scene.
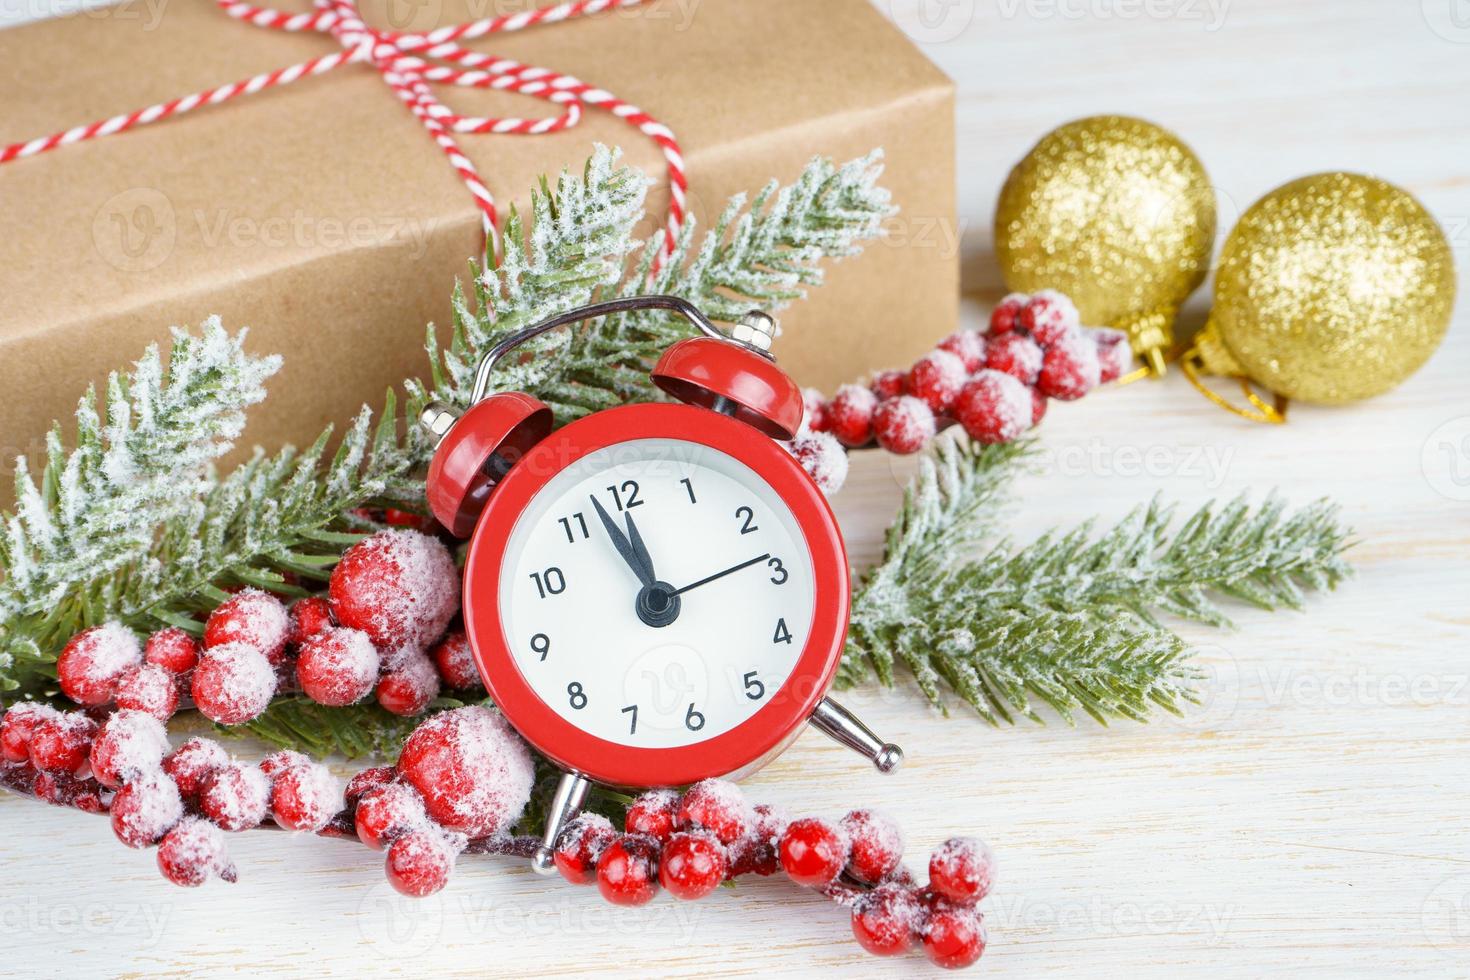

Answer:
[144,627,200,675]
[787,431,849,494]
[1019,289,1080,346]
[873,395,936,455]
[953,371,1034,445]
[800,387,829,434]
[1092,327,1132,384]
[27,712,96,774]
[114,663,180,721]
[157,818,237,887]
[851,883,920,956]
[921,901,986,969]
[259,749,310,782]
[938,330,987,373]
[826,384,879,448]
[989,293,1029,335]
[204,589,291,665]
[345,766,395,806]
[1037,330,1101,400]
[596,835,660,906]
[841,809,904,884]
[111,770,183,848]
[57,623,141,706]
[296,627,380,707]
[89,709,169,790]
[626,789,680,843]
[329,530,460,650]
[906,349,967,413]
[1030,388,1049,427]
[985,332,1044,386]
[659,831,728,900]
[929,837,996,904]
[1,702,54,763]
[869,369,907,401]
[396,706,534,838]
[288,596,335,647]
[271,762,341,832]
[778,817,849,887]
[386,830,457,898]
[727,802,786,877]
[430,631,480,691]
[163,738,230,801]
[33,770,105,812]
[375,652,440,718]
[199,763,270,832]
[191,643,276,725]
[676,779,752,845]
[355,781,429,850]
[554,812,616,885]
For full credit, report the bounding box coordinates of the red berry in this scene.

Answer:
[554,813,616,885]
[726,802,786,877]
[872,395,936,455]
[788,432,849,494]
[288,596,335,647]
[57,623,141,706]
[33,770,106,812]
[259,749,310,782]
[271,762,340,832]
[659,831,728,900]
[387,831,456,897]
[676,779,752,845]
[191,643,276,725]
[1030,388,1049,427]
[921,901,986,969]
[596,835,660,906]
[1020,289,1080,346]
[375,653,440,717]
[204,589,291,665]
[199,763,270,831]
[430,631,480,691]
[937,330,987,373]
[869,369,907,401]
[953,370,1034,445]
[114,663,180,721]
[27,712,96,774]
[111,770,183,848]
[383,508,433,531]
[345,765,395,806]
[89,709,168,790]
[800,387,829,433]
[144,627,200,675]
[396,706,534,838]
[296,627,380,707]
[626,789,679,843]
[163,738,230,800]
[157,818,236,887]
[1037,331,1101,401]
[929,837,996,904]
[1,702,54,763]
[989,292,1029,335]
[906,349,967,413]
[825,384,879,448]
[355,782,428,850]
[851,883,920,956]
[329,529,460,650]
[984,332,1044,386]
[1093,327,1132,384]
[840,808,904,884]
[778,817,848,887]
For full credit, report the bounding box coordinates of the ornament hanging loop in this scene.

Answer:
[1179,344,1288,425]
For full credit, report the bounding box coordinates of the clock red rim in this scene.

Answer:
[462,402,850,789]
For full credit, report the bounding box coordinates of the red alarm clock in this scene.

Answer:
[420,296,902,872]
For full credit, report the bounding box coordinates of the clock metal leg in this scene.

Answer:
[809,697,904,774]
[531,771,593,875]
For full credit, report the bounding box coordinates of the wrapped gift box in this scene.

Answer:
[0,0,955,483]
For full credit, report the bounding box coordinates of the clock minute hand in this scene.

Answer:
[589,495,653,587]
[624,511,658,584]
[670,553,771,597]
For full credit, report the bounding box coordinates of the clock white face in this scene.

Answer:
[499,438,816,749]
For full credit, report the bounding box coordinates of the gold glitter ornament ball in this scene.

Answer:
[1201,172,1455,405]
[994,116,1216,374]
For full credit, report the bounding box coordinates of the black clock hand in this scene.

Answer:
[670,553,771,597]
[624,511,657,584]
[589,495,653,588]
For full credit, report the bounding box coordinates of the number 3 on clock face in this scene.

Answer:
[461,404,850,788]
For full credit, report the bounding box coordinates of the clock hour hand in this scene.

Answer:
[624,511,658,585]
[670,553,771,597]
[589,495,654,588]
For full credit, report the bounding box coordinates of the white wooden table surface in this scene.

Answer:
[4,1,1469,976]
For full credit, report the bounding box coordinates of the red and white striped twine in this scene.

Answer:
[1,0,687,256]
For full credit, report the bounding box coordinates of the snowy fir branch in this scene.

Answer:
[839,434,1353,725]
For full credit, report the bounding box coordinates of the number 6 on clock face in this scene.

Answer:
[462,403,850,788]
